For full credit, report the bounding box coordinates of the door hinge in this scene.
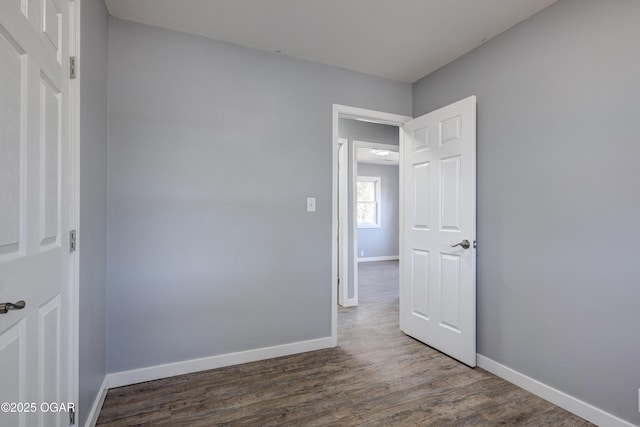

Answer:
[69,230,77,253]
[69,56,77,79]
[69,407,75,425]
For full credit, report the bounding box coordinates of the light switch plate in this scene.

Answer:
[307,197,316,212]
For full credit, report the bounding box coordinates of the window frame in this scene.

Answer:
[356,176,381,228]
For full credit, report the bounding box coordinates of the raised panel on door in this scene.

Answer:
[39,296,61,426]
[411,249,430,320]
[440,115,461,146]
[39,74,60,247]
[412,126,430,152]
[0,322,27,426]
[413,162,430,230]
[440,155,461,231]
[0,29,25,258]
[439,252,461,332]
[42,0,60,55]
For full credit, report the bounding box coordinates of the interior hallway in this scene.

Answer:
[96,261,590,426]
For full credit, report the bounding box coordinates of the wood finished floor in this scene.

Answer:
[97,261,591,426]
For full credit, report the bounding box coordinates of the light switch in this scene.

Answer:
[307,197,316,212]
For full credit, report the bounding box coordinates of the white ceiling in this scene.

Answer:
[357,148,399,166]
[104,0,556,83]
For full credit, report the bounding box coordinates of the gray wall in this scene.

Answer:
[413,0,640,423]
[107,18,411,372]
[338,118,399,146]
[338,119,399,300]
[78,0,109,424]
[356,163,399,258]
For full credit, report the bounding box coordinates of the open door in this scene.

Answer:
[0,0,75,425]
[400,96,477,367]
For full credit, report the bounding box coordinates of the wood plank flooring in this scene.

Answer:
[96,261,592,426]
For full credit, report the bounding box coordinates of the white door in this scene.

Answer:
[400,96,477,367]
[0,0,73,425]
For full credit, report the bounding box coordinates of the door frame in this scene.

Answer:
[331,104,411,345]
[337,138,349,307]
[68,0,81,411]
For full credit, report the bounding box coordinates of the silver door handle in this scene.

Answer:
[0,300,26,314]
[450,240,470,250]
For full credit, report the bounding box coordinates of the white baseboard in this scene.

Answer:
[339,298,357,307]
[477,355,636,427]
[84,376,108,427]
[358,255,399,263]
[105,337,334,389]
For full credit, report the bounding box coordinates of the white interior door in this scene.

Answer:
[400,96,477,367]
[0,0,73,425]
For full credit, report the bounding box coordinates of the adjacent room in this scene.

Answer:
[337,118,400,307]
[1,0,639,426]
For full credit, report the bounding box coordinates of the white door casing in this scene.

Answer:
[0,0,74,425]
[337,138,349,307]
[400,96,477,367]
[331,104,411,345]
[347,140,357,306]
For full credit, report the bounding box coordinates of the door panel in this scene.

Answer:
[0,0,71,425]
[400,96,476,367]
[440,252,461,331]
[39,295,61,425]
[0,322,25,426]
[42,0,61,53]
[411,249,430,319]
[0,30,23,257]
[440,155,461,231]
[412,126,430,152]
[441,115,461,144]
[40,75,60,246]
[412,162,430,229]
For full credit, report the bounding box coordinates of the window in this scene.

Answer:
[357,176,381,228]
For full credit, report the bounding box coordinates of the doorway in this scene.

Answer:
[331,98,477,366]
[338,136,400,307]
[331,105,410,344]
